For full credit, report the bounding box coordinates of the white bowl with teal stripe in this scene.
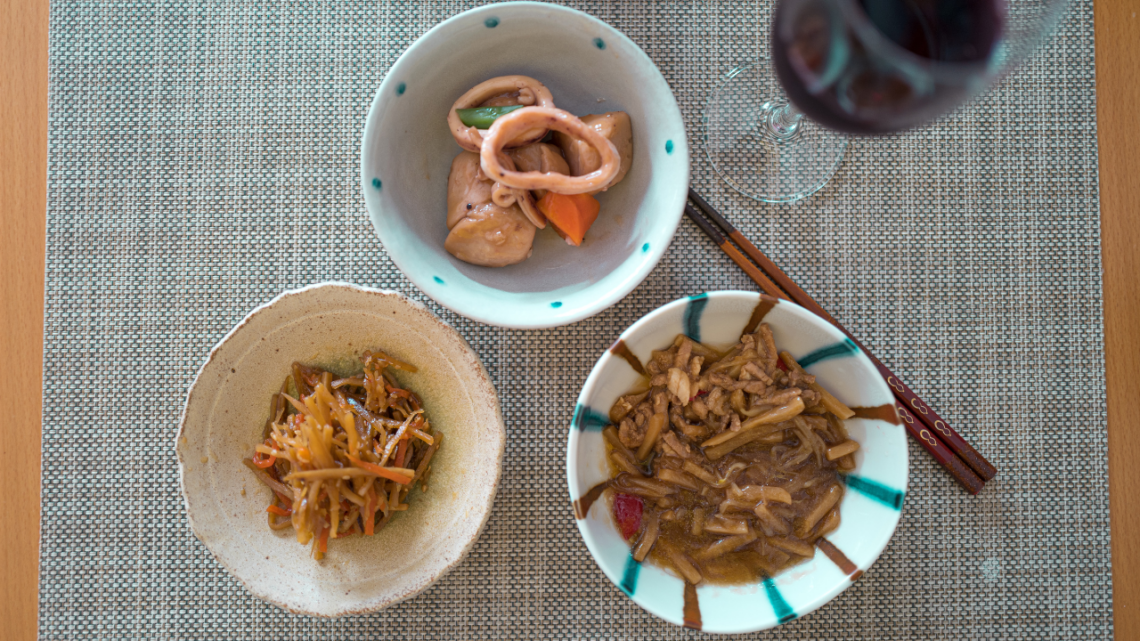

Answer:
[360,2,689,328]
[566,290,908,633]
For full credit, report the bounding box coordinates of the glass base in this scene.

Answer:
[704,60,847,204]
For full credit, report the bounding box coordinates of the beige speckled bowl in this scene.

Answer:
[175,283,504,617]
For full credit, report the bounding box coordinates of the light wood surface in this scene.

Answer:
[1096,0,1140,638]
[1,1,1137,640]
[1,1,48,641]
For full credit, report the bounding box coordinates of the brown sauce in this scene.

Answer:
[630,439,843,585]
[603,325,858,586]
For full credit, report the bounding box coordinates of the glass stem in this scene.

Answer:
[767,102,804,139]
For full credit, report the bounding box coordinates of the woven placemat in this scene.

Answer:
[40,0,1108,638]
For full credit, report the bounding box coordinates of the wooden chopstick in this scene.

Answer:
[688,189,997,482]
[683,203,787,297]
[894,403,985,494]
[683,202,983,494]
[685,189,994,493]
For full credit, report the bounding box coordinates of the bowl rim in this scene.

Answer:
[359,1,690,329]
[174,281,506,616]
[566,289,909,633]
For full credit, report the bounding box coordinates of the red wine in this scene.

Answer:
[860,0,1000,62]
[773,0,1003,134]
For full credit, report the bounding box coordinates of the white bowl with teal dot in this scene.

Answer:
[566,291,909,633]
[361,2,689,329]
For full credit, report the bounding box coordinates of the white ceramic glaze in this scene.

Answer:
[567,291,908,634]
[361,2,689,329]
[176,283,505,617]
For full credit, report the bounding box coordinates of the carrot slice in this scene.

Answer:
[538,192,601,246]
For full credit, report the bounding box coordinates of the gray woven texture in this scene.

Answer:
[41,0,1108,639]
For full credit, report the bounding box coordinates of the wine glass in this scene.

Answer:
[704,0,1070,203]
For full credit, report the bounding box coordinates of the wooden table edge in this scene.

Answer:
[1,1,48,640]
[1096,1,1140,639]
[2,2,1137,640]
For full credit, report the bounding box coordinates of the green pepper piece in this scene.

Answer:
[455,105,525,129]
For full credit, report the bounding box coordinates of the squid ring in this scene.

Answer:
[447,76,556,152]
[490,177,545,229]
[513,187,544,229]
[490,154,546,229]
[481,107,620,195]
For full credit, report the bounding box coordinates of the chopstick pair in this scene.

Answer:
[685,188,997,495]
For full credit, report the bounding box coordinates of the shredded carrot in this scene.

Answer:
[318,524,330,554]
[266,505,292,516]
[537,192,601,246]
[395,438,409,469]
[363,489,377,536]
[346,455,414,485]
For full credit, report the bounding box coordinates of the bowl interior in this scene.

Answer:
[176,284,504,616]
[567,291,908,634]
[361,2,688,327]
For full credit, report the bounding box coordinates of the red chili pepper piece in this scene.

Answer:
[612,493,643,540]
[251,450,276,468]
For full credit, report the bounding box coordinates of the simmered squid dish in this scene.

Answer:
[444,75,634,267]
[243,351,442,560]
[601,324,860,585]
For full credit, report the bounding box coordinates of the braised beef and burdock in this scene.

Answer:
[599,323,861,585]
